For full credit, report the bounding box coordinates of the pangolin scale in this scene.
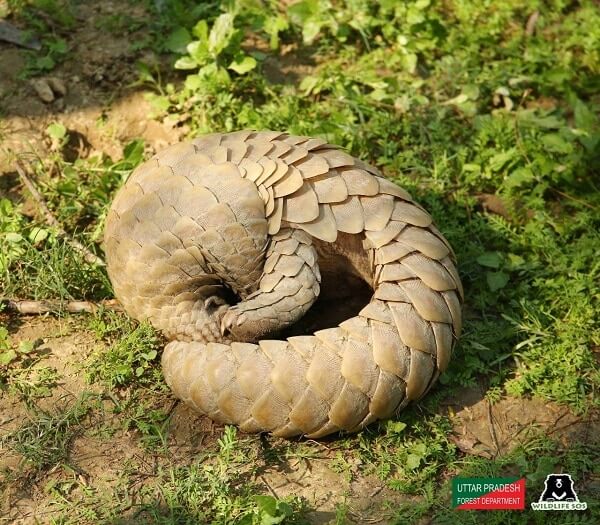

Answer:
[104,130,463,438]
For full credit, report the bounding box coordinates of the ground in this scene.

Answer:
[1,1,599,524]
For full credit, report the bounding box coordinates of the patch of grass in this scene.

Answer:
[47,426,307,524]
[354,414,457,496]
[1,140,145,302]
[1,393,94,477]
[84,309,174,452]
[0,327,59,404]
[1,235,111,302]
[86,310,162,390]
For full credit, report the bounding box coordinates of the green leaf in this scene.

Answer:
[489,149,517,172]
[401,53,418,74]
[122,140,145,167]
[254,495,293,524]
[35,55,55,70]
[5,232,24,243]
[136,62,154,83]
[0,349,17,365]
[0,327,9,350]
[517,110,563,129]
[208,13,235,55]
[443,93,468,105]
[135,366,145,377]
[287,0,318,25]
[184,73,202,91]
[192,20,208,42]
[49,38,67,54]
[299,75,319,95]
[505,167,535,188]
[486,271,509,292]
[187,40,210,64]
[275,501,293,518]
[146,94,170,114]
[18,340,34,354]
[165,26,191,54]
[142,349,157,361]
[406,453,422,470]
[174,56,198,70]
[528,457,557,485]
[302,20,322,44]
[198,63,230,85]
[228,55,257,75]
[263,15,289,49]
[542,133,573,154]
[477,252,502,269]
[387,421,407,434]
[28,227,49,244]
[506,253,525,269]
[255,495,278,516]
[46,122,67,141]
[462,163,481,173]
[413,443,427,456]
[236,515,253,525]
[462,84,480,100]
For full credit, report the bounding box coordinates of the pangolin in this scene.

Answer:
[104,131,463,438]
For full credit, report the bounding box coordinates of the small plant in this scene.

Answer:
[21,37,69,78]
[170,12,258,92]
[120,401,171,451]
[45,121,68,150]
[86,315,161,389]
[0,333,40,371]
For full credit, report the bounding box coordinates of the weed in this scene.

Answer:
[86,312,162,390]
[45,426,306,524]
[1,394,94,476]
[0,326,59,404]
[22,36,68,77]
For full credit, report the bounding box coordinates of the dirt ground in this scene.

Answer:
[0,3,191,174]
[1,2,599,523]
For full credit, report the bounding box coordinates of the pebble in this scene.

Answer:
[32,78,54,103]
[31,76,68,104]
[47,76,67,97]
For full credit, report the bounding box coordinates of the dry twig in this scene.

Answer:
[525,11,540,37]
[1,299,121,315]
[487,401,501,457]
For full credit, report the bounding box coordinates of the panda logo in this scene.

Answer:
[539,474,579,502]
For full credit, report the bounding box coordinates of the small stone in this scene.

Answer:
[47,76,67,97]
[32,78,54,103]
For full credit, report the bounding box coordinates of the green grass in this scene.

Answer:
[1,393,94,477]
[1,0,599,522]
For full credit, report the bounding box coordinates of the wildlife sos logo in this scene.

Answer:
[531,474,588,511]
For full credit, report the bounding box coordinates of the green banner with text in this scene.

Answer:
[452,477,526,510]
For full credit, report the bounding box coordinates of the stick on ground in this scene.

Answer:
[1,299,122,315]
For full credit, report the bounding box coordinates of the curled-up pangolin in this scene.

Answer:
[104,131,463,438]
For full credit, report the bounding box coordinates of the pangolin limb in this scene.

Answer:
[104,131,463,438]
